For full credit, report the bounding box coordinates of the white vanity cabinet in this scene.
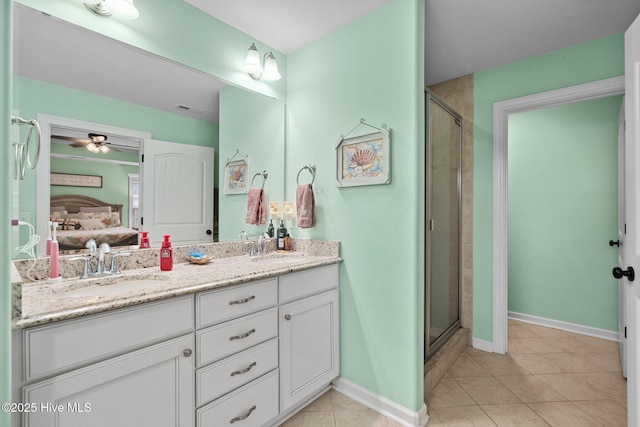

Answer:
[18,296,195,427]
[279,265,340,413]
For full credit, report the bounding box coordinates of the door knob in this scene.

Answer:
[613,266,635,282]
[609,240,621,247]
[206,229,212,235]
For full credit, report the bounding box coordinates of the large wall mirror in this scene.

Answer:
[12,3,285,258]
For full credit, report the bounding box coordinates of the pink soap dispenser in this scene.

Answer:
[160,235,173,271]
[48,222,61,283]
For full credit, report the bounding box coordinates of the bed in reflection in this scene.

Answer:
[50,194,139,251]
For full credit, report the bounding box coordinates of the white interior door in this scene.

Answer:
[141,139,214,247]
[617,99,627,378]
[624,12,640,427]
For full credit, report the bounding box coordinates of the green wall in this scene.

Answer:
[286,0,425,410]
[1,2,12,424]
[15,0,286,101]
[508,96,622,331]
[473,34,624,342]
[218,85,285,240]
[13,76,218,238]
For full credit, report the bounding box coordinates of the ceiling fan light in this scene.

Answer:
[262,52,281,81]
[104,0,139,19]
[99,145,111,153]
[244,43,262,77]
[86,142,99,153]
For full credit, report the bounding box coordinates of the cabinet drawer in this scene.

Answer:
[279,264,339,304]
[197,308,277,367]
[24,295,194,381]
[196,338,278,406]
[197,278,277,329]
[197,369,279,427]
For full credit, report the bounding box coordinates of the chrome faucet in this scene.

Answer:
[97,242,111,274]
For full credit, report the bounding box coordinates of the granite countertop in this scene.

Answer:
[14,249,341,329]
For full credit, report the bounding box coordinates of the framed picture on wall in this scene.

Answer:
[224,157,249,194]
[50,173,103,188]
[335,127,391,187]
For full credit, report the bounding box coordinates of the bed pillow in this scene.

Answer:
[50,210,68,220]
[79,206,112,213]
[50,205,66,213]
[78,219,106,230]
[78,211,121,228]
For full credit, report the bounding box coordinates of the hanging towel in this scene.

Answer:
[296,184,315,228]
[246,188,266,225]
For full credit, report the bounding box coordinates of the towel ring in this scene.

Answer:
[251,170,268,189]
[296,164,316,185]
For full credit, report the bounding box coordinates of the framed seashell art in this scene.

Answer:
[335,125,390,187]
[224,149,249,194]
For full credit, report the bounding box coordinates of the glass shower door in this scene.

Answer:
[425,91,461,360]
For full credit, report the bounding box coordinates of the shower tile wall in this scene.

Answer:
[428,75,474,334]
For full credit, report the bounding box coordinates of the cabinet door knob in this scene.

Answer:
[183,348,192,357]
[284,314,291,321]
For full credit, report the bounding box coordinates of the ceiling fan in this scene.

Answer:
[51,133,116,153]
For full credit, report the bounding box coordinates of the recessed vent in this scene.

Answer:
[176,104,203,114]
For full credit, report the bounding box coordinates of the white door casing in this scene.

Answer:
[141,139,214,247]
[491,77,625,354]
[624,12,640,427]
[618,99,627,378]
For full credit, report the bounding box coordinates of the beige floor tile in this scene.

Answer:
[573,372,627,400]
[509,353,565,374]
[480,403,551,426]
[455,377,522,405]
[334,408,402,427]
[303,391,334,412]
[555,337,602,354]
[427,406,498,426]
[507,338,540,354]
[427,378,477,408]
[572,399,627,427]
[465,347,492,358]
[574,336,620,354]
[540,352,603,373]
[494,375,566,403]
[280,410,336,426]
[448,354,492,378]
[581,352,623,372]
[535,373,607,401]
[527,402,602,426]
[330,390,369,412]
[508,324,542,338]
[472,354,531,376]
[518,337,565,354]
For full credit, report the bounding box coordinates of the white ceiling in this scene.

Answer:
[13,0,640,125]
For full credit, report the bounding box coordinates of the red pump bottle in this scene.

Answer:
[160,234,173,271]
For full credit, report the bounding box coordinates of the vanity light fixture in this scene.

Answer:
[82,0,140,19]
[244,43,282,81]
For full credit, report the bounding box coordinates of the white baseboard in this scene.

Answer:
[472,337,494,353]
[331,378,429,427]
[508,311,620,342]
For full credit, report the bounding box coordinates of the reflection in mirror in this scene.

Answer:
[12,3,285,258]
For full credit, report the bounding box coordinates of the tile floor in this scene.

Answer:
[281,319,626,426]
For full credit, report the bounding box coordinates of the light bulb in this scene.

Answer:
[99,145,110,153]
[244,43,262,77]
[262,52,281,81]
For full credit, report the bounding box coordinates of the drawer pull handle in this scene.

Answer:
[230,362,257,377]
[230,405,256,423]
[229,295,256,305]
[284,314,291,321]
[229,328,256,341]
[183,349,192,357]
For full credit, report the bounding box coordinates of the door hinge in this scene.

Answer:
[429,219,434,231]
[625,326,627,339]
[625,223,627,235]
[141,154,144,162]
[455,118,461,126]
[140,217,143,226]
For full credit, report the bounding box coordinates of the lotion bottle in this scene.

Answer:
[139,231,150,249]
[46,221,53,256]
[49,222,61,282]
[277,220,287,251]
[160,234,173,271]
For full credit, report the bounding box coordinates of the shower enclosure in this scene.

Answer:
[425,90,462,361]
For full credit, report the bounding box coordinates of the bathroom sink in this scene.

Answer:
[62,276,169,298]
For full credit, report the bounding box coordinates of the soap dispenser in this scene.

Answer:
[139,231,150,249]
[277,220,287,251]
[160,234,173,271]
[267,219,275,237]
